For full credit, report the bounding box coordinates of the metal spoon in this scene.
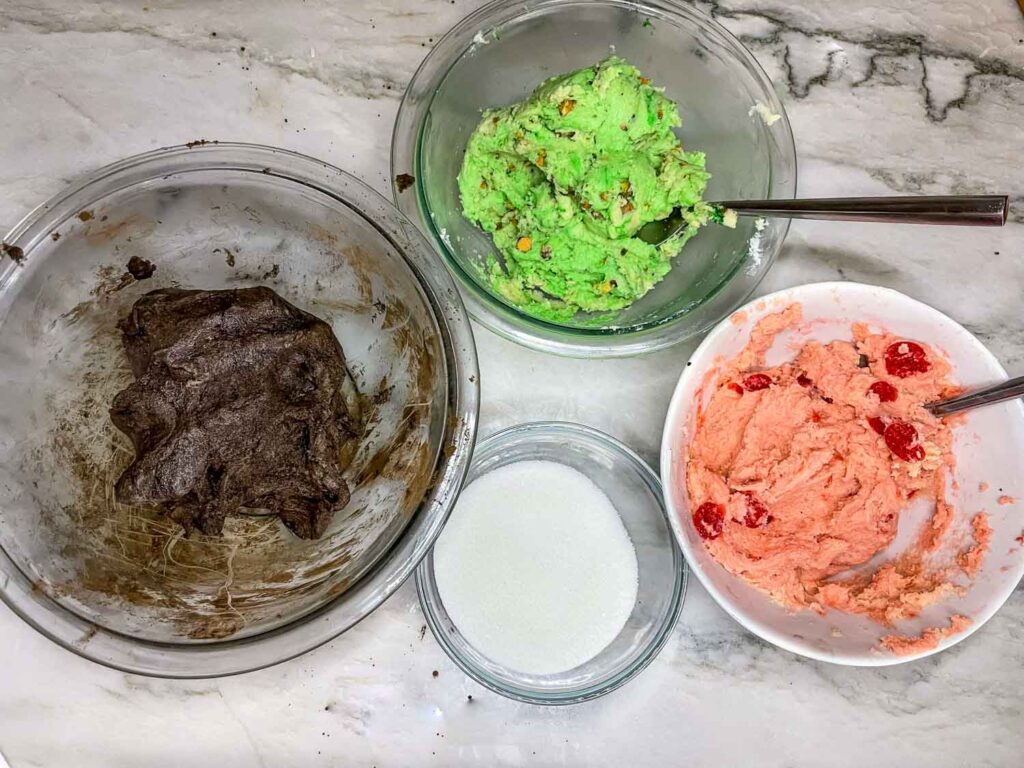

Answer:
[639,195,1009,245]
[926,375,1024,417]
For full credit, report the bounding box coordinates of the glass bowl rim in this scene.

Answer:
[392,0,798,358]
[415,420,687,705]
[0,142,481,678]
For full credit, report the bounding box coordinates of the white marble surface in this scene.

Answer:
[1,1,1023,765]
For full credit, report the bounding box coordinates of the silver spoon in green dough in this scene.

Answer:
[639,194,1009,245]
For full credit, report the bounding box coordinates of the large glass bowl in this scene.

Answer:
[392,0,797,357]
[416,422,686,704]
[0,143,479,678]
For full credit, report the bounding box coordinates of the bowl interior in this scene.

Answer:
[0,160,449,645]
[661,282,1024,664]
[418,423,683,703]
[412,0,795,335]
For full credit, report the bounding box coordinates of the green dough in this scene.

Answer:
[458,56,711,323]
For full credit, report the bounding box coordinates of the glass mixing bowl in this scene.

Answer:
[0,143,479,678]
[392,0,797,357]
[416,422,686,704]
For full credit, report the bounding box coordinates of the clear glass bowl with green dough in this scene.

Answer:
[393,0,797,357]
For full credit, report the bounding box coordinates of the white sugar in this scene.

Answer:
[433,460,639,675]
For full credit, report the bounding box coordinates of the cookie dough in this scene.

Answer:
[458,56,711,322]
[684,305,989,639]
[111,287,359,539]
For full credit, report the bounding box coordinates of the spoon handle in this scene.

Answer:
[926,375,1024,417]
[714,195,1008,226]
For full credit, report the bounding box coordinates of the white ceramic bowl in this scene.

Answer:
[660,281,1024,665]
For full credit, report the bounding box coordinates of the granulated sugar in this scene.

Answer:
[433,460,639,675]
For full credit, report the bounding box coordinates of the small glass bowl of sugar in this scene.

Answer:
[415,421,686,704]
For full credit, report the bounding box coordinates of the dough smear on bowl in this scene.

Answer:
[684,304,992,652]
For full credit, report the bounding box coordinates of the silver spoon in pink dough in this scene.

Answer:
[640,194,1009,245]
[926,375,1024,417]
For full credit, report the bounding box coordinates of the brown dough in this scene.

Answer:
[110,286,358,538]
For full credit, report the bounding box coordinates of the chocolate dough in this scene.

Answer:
[110,287,358,539]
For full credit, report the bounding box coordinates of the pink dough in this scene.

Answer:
[881,615,972,656]
[684,304,990,651]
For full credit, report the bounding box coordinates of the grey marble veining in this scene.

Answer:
[1,1,1022,766]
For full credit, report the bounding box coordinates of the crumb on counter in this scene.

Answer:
[395,173,415,193]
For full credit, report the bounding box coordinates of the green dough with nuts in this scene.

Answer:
[458,56,711,323]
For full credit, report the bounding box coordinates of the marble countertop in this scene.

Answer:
[1,1,1023,765]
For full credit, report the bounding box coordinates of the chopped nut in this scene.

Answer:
[656,108,664,120]
[559,98,576,116]
[540,245,552,260]
[581,200,591,209]
[639,77,651,85]
[516,236,532,252]
[620,180,631,195]
[619,123,628,131]
[621,201,635,214]
[599,192,609,202]
[536,151,545,167]
[479,179,488,190]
